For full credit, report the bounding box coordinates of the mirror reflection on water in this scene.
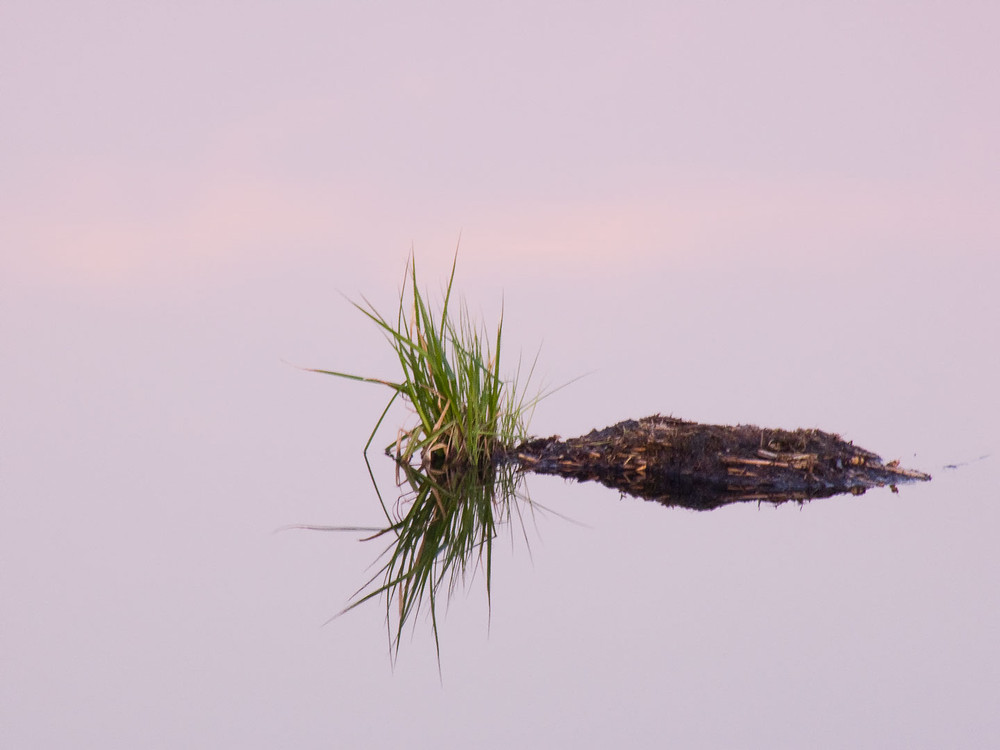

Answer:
[302,257,934,664]
[9,242,996,748]
[8,3,1000,745]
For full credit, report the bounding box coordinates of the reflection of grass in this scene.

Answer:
[307,250,541,662]
[349,461,525,661]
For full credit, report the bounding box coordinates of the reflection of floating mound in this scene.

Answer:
[509,415,931,511]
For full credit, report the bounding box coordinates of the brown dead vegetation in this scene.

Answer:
[508,415,930,510]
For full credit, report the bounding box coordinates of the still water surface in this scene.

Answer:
[4,249,997,749]
[5,3,999,746]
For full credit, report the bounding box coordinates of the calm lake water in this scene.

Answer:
[5,248,997,748]
[5,4,999,748]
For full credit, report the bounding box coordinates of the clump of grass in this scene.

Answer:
[310,251,535,473]
[306,250,541,663]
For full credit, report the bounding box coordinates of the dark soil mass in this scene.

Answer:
[508,415,931,510]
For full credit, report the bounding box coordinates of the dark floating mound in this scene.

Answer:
[509,415,931,511]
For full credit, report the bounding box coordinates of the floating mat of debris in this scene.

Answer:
[510,415,931,510]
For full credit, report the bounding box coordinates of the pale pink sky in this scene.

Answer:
[6,2,997,286]
[3,2,999,748]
